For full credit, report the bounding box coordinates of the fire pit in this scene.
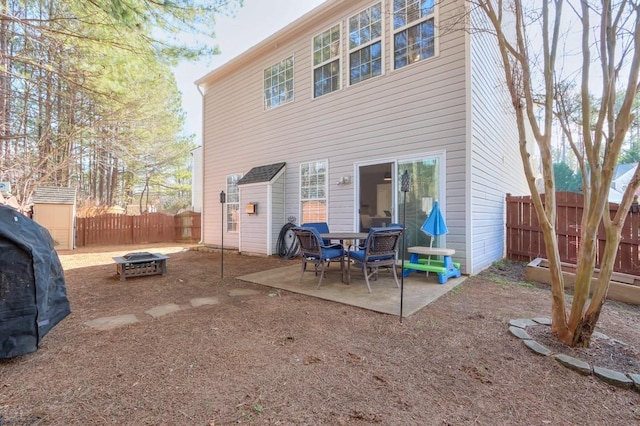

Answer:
[112,252,169,281]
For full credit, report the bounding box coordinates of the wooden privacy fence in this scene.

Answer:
[506,192,640,275]
[75,212,201,247]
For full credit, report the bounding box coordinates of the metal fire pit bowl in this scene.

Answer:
[113,252,169,281]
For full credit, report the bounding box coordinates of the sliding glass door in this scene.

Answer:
[396,155,443,248]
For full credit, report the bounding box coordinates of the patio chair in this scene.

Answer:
[301,222,331,245]
[292,227,345,288]
[347,227,403,293]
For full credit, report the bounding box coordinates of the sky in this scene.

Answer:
[172,0,326,146]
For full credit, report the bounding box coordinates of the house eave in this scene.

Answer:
[195,0,347,87]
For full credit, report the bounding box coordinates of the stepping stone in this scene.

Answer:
[508,326,531,340]
[85,314,139,331]
[555,354,592,375]
[523,339,552,356]
[593,366,633,388]
[229,289,260,297]
[509,318,537,328]
[532,317,552,326]
[629,373,640,392]
[145,303,181,318]
[190,297,219,307]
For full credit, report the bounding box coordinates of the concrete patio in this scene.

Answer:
[238,263,467,317]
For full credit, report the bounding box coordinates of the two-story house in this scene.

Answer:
[195,0,530,274]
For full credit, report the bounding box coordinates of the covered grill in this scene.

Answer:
[0,205,70,358]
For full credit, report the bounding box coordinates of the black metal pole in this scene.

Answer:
[220,191,226,279]
[400,170,410,323]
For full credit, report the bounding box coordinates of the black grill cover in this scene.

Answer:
[0,205,71,358]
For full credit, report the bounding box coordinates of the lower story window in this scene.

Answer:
[300,160,327,223]
[226,174,241,231]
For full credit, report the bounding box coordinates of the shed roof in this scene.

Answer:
[237,162,286,186]
[32,187,76,205]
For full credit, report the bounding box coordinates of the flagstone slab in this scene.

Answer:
[85,314,139,331]
[145,303,181,318]
[190,297,219,307]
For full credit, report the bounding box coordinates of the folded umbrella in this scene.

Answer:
[421,200,448,239]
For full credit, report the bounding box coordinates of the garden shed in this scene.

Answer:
[32,186,77,250]
[237,162,286,256]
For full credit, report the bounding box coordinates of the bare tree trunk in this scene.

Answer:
[474,0,640,347]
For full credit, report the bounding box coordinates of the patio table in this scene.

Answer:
[320,232,369,248]
[320,232,369,284]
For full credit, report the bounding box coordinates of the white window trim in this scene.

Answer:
[391,0,439,72]
[347,1,385,88]
[263,54,295,111]
[354,150,446,235]
[311,22,343,99]
[299,159,329,225]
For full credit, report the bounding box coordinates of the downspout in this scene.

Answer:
[197,83,205,245]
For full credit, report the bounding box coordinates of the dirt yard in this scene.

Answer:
[1,244,639,425]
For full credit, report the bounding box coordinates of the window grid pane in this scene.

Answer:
[300,161,327,222]
[394,19,435,70]
[349,3,383,86]
[313,24,341,98]
[226,174,242,232]
[349,3,382,49]
[350,42,382,84]
[393,0,435,30]
[263,56,294,110]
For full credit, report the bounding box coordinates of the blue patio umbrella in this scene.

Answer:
[421,201,448,241]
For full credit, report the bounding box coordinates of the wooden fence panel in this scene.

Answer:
[506,192,640,275]
[76,212,201,247]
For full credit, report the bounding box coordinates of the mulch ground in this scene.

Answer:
[1,245,639,425]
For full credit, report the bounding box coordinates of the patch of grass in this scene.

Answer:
[449,284,463,295]
[492,259,506,269]
[485,273,536,289]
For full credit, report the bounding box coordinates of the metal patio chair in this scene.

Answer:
[292,227,345,288]
[347,227,403,293]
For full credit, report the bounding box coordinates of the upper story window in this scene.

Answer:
[348,3,383,85]
[264,56,294,110]
[313,24,341,98]
[300,160,327,223]
[393,0,435,70]
[226,174,242,232]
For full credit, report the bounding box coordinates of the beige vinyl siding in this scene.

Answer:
[238,184,269,255]
[201,0,468,265]
[468,6,529,274]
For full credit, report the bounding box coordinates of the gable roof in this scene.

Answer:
[237,163,286,186]
[613,163,638,180]
[32,187,76,205]
[195,0,344,87]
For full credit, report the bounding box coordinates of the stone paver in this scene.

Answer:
[554,353,592,375]
[510,318,639,392]
[190,297,219,307]
[145,303,181,318]
[593,366,634,388]
[509,318,537,328]
[508,325,531,340]
[523,339,552,356]
[629,373,640,391]
[84,314,139,331]
[229,289,260,297]
[532,317,552,326]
